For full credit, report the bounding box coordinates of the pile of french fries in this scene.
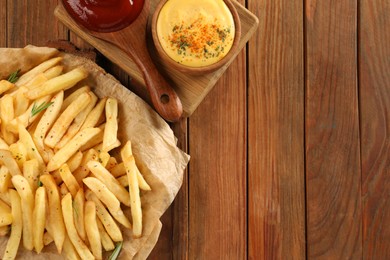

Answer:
[0,56,151,259]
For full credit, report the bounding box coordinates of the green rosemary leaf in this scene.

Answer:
[109,241,123,260]
[7,69,21,83]
[31,101,54,117]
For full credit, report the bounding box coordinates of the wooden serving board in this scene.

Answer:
[55,1,259,116]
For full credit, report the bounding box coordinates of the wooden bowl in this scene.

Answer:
[151,0,242,75]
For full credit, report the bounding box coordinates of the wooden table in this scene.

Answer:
[1,0,390,259]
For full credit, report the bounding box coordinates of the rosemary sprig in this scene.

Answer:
[109,241,123,260]
[31,101,54,117]
[7,69,20,83]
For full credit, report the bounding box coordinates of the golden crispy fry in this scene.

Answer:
[113,162,151,191]
[16,57,63,87]
[23,159,39,193]
[85,191,123,242]
[0,95,16,144]
[56,92,98,149]
[0,150,22,176]
[23,73,47,90]
[98,151,110,168]
[67,150,83,172]
[73,188,86,241]
[13,87,30,117]
[105,157,118,170]
[116,175,128,188]
[87,161,130,206]
[102,98,120,152]
[80,97,107,130]
[45,91,92,148]
[85,201,102,259]
[0,199,12,227]
[18,123,45,169]
[33,91,64,161]
[110,162,126,178]
[33,186,46,253]
[11,175,34,250]
[96,218,115,251]
[59,164,80,197]
[0,137,9,150]
[26,67,88,100]
[59,183,69,198]
[43,232,54,246]
[9,142,27,169]
[0,166,11,193]
[62,234,81,260]
[61,86,90,112]
[40,174,66,253]
[47,127,101,172]
[0,225,9,236]
[73,149,99,184]
[0,80,14,95]
[3,189,22,260]
[121,141,143,237]
[43,65,64,79]
[83,177,131,229]
[0,193,10,206]
[61,193,94,260]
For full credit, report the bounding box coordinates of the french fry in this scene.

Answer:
[83,177,131,229]
[61,86,90,111]
[121,141,142,237]
[110,162,126,178]
[0,95,16,144]
[23,159,39,193]
[0,137,9,150]
[9,142,27,169]
[102,98,120,152]
[12,175,34,250]
[45,91,92,148]
[43,232,54,246]
[105,156,118,170]
[33,91,64,161]
[47,127,101,172]
[0,225,9,236]
[79,128,104,152]
[0,149,22,176]
[40,174,66,253]
[87,161,130,206]
[97,151,110,167]
[61,193,94,260]
[62,234,81,260]
[18,123,45,169]
[73,149,99,184]
[0,166,11,193]
[67,150,83,172]
[56,92,98,149]
[3,189,22,260]
[0,199,12,227]
[0,193,10,206]
[23,73,47,90]
[59,164,80,197]
[116,175,128,188]
[13,87,30,117]
[96,218,115,251]
[43,65,64,79]
[85,201,102,259]
[26,67,88,100]
[16,57,63,87]
[0,80,14,95]
[59,183,69,197]
[80,97,107,130]
[73,188,86,241]
[85,191,123,242]
[33,186,46,253]
[111,162,151,191]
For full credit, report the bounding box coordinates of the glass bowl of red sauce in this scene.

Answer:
[151,0,241,75]
[62,0,145,32]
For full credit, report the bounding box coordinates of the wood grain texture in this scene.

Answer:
[359,0,390,258]
[305,0,362,258]
[0,0,6,47]
[188,20,247,260]
[7,0,67,47]
[248,0,305,259]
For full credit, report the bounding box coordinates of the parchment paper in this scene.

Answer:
[0,45,190,259]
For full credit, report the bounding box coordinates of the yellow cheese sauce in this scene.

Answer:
[156,0,235,67]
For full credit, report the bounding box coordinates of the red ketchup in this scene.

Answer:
[62,0,145,32]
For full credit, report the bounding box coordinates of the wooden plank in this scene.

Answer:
[248,0,305,259]
[188,5,247,257]
[0,0,6,47]
[7,0,67,47]
[359,0,390,258]
[305,0,362,258]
